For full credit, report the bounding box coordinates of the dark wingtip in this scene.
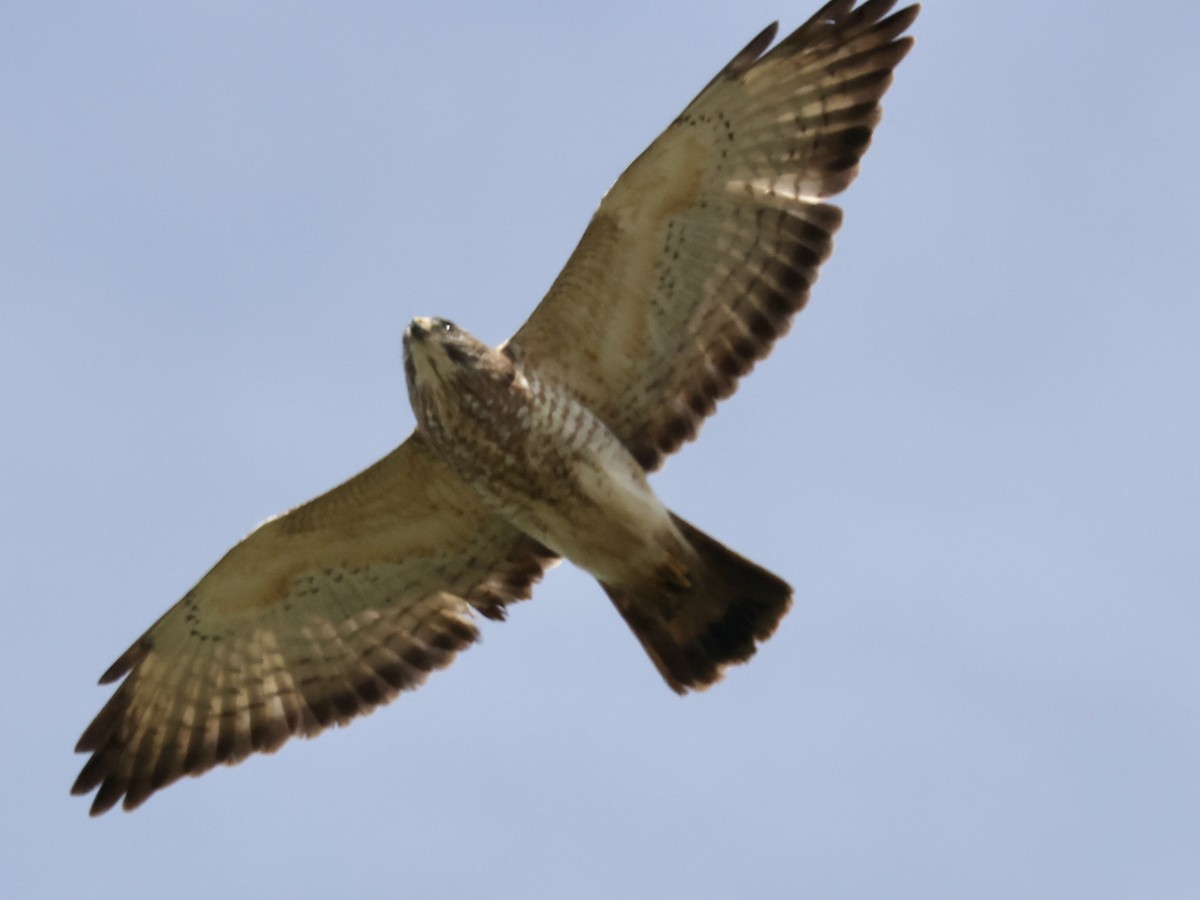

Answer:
[98,637,151,685]
[735,21,780,71]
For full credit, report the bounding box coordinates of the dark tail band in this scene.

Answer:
[602,514,792,693]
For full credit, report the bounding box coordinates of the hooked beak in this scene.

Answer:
[405,317,436,343]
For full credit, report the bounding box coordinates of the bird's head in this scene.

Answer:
[403,317,488,387]
[403,317,525,435]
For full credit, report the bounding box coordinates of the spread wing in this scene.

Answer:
[506,0,918,470]
[72,434,557,815]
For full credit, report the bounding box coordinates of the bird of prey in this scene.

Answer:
[74,0,919,815]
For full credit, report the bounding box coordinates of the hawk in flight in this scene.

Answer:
[75,0,918,815]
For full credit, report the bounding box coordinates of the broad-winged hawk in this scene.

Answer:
[74,0,919,815]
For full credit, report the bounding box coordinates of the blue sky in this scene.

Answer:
[3,2,1198,897]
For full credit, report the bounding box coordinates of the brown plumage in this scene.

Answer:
[74,0,919,815]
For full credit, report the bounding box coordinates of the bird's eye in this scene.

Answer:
[437,320,456,334]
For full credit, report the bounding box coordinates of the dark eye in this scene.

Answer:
[437,319,456,334]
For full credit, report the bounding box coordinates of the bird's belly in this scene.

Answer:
[425,377,676,585]
[505,449,675,585]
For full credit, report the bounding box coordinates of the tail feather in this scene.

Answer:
[601,514,792,693]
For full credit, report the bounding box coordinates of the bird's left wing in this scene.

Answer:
[73,433,556,815]
[506,0,918,470]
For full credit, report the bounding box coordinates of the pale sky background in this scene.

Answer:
[3,2,1198,898]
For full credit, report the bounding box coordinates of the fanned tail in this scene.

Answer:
[601,514,792,693]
